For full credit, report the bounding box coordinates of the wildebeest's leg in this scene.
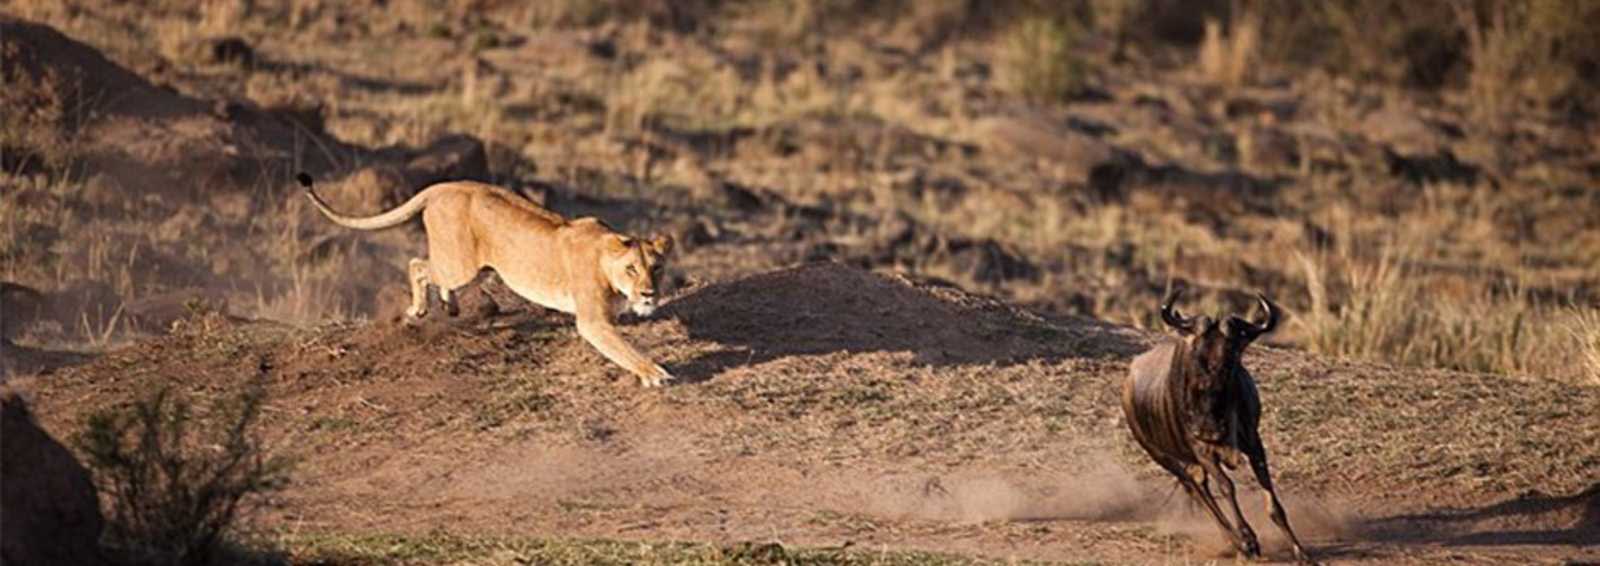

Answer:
[1245,436,1316,564]
[1189,473,1257,557]
[1163,463,1253,556]
[1135,439,1254,556]
[1199,454,1260,557]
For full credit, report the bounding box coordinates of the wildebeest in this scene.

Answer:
[1122,288,1315,564]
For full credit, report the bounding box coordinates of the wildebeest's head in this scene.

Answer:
[1160,288,1279,374]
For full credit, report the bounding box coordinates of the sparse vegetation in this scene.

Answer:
[1196,13,1258,88]
[1452,0,1600,125]
[1298,246,1598,384]
[283,533,1006,565]
[998,15,1086,103]
[1568,307,1600,385]
[7,1,1596,388]
[6,3,1600,563]
[75,383,291,566]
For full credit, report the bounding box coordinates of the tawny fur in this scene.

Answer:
[297,173,676,387]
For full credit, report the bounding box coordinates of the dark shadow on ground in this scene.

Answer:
[252,57,440,96]
[1359,483,1600,549]
[657,262,1145,382]
[1294,485,1600,563]
[0,340,94,381]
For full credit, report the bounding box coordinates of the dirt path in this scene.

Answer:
[19,265,1600,564]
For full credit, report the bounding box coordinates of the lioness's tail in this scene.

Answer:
[296,172,431,231]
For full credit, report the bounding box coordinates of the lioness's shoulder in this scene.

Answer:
[567,217,618,234]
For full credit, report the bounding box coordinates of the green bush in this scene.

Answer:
[76,384,290,566]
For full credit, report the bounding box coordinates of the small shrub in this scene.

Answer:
[76,383,290,566]
[998,16,1085,104]
[1196,13,1258,88]
[0,62,81,175]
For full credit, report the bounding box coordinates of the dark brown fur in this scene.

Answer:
[1122,289,1316,564]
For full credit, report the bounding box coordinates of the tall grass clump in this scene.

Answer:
[1299,248,1600,384]
[1196,13,1258,88]
[76,383,291,566]
[1571,308,1600,386]
[1452,0,1600,126]
[998,16,1085,104]
[1297,247,1416,363]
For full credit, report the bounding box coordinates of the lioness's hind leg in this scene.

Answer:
[439,287,460,317]
[406,258,431,318]
[428,263,474,319]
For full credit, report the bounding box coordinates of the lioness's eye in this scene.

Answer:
[626,266,638,276]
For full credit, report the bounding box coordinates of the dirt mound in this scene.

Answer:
[263,263,1134,390]
[0,391,111,566]
[1,17,344,198]
[0,16,203,123]
[661,262,1136,366]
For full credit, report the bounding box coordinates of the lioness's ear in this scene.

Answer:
[649,234,674,255]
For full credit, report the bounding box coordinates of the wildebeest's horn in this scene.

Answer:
[1160,287,1195,332]
[1243,293,1279,338]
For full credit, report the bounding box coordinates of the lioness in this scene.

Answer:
[296,173,676,387]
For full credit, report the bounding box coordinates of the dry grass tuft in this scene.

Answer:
[1196,13,1258,88]
[997,16,1085,104]
[250,193,362,325]
[1570,308,1600,386]
[1452,0,1600,126]
[1298,247,1598,385]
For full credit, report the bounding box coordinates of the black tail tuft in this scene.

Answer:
[295,172,313,188]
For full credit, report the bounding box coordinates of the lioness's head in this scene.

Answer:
[603,234,675,316]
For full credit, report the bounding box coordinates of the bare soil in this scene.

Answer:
[16,263,1599,564]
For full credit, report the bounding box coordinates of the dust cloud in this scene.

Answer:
[862,449,1356,554]
[865,451,1160,524]
[1155,488,1357,556]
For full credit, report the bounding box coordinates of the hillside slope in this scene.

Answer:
[17,263,1598,564]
